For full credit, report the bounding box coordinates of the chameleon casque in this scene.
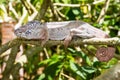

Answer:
[14,20,115,62]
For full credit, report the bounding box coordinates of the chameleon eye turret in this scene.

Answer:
[25,30,31,35]
[14,28,23,36]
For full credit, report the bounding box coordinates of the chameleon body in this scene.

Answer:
[14,20,115,62]
[14,20,108,46]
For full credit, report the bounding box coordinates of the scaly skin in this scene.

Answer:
[14,20,115,62]
[14,20,108,46]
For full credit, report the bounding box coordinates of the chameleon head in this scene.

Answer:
[14,20,48,39]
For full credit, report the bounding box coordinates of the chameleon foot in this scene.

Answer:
[64,34,72,48]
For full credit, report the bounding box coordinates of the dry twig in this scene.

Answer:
[96,0,110,24]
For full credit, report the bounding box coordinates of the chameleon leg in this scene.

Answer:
[70,28,95,38]
[64,32,73,48]
[39,29,49,47]
[64,28,95,47]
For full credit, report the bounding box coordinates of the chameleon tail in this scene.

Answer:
[96,47,116,62]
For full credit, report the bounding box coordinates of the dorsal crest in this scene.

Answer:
[25,20,42,29]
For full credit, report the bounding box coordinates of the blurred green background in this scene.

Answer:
[0,0,120,80]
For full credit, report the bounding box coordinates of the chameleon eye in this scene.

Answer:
[39,22,42,24]
[25,30,31,35]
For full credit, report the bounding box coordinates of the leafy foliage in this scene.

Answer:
[0,0,120,80]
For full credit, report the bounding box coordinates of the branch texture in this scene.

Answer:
[0,37,119,55]
[21,37,120,47]
[94,62,120,80]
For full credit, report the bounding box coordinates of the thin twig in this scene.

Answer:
[14,7,27,29]
[49,0,59,21]
[96,0,110,24]
[44,48,50,59]
[15,0,38,29]
[37,0,51,20]
[55,8,66,20]
[61,73,75,80]
[21,0,32,15]
[53,0,105,7]
[9,2,19,20]
[27,0,38,21]
[0,5,13,22]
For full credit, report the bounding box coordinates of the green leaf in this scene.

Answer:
[70,61,86,79]
[38,73,45,80]
[38,54,64,67]
[68,48,92,66]
[48,54,64,66]
[68,48,76,53]
[0,0,6,4]
[43,61,63,79]
[62,0,70,3]
[72,9,80,15]
[81,66,96,74]
[0,8,5,20]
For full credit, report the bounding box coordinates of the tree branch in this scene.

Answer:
[10,46,43,79]
[2,45,20,80]
[20,37,120,47]
[0,39,20,55]
[0,37,119,79]
[94,62,120,80]
[0,37,119,54]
